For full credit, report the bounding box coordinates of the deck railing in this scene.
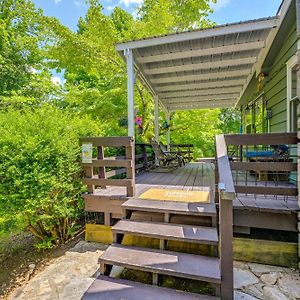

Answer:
[224,132,298,199]
[80,138,155,196]
[215,134,235,300]
[80,137,136,197]
[215,132,299,299]
[169,143,193,162]
[135,143,155,171]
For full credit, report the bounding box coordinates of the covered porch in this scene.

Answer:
[81,1,299,298]
[116,13,284,143]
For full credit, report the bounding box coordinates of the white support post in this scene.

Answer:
[166,111,170,151]
[125,48,135,137]
[154,95,159,142]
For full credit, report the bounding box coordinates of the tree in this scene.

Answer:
[218,108,241,134]
[137,0,216,35]
[0,0,60,108]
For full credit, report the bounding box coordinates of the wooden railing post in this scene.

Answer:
[84,165,94,194]
[98,146,106,189]
[216,134,235,300]
[219,185,234,300]
[126,138,135,197]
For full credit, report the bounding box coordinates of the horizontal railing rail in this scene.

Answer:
[224,132,298,145]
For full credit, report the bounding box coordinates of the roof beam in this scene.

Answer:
[116,18,278,51]
[144,57,256,75]
[160,86,242,98]
[156,79,246,92]
[164,94,237,104]
[136,41,265,64]
[152,69,250,84]
[168,100,235,111]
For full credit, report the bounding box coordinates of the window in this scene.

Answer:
[287,56,299,132]
[242,96,266,133]
[254,97,266,133]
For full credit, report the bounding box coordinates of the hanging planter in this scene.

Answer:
[161,121,170,129]
[135,116,143,134]
[137,126,143,134]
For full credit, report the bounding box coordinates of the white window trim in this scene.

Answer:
[286,55,298,132]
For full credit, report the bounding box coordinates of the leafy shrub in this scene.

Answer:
[0,105,102,247]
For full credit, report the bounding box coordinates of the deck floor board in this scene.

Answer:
[89,162,298,214]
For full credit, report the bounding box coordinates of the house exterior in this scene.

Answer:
[238,0,300,135]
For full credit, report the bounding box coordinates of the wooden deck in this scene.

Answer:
[90,162,213,198]
[88,162,298,213]
[84,162,299,232]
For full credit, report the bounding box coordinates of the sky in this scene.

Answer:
[33,0,283,32]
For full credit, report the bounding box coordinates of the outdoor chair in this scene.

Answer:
[150,140,185,167]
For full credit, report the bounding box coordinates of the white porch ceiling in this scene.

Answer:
[116,17,279,111]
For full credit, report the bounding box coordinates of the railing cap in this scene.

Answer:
[80,136,134,147]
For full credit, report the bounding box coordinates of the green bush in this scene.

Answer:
[0,105,102,247]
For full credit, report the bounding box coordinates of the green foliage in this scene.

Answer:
[0,106,102,246]
[218,108,241,134]
[168,109,222,158]
[138,0,216,34]
[0,0,61,107]
[0,0,241,246]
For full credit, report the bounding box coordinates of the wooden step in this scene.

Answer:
[112,220,219,245]
[99,244,221,284]
[82,275,220,300]
[122,198,217,217]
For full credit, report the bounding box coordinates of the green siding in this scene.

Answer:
[240,21,298,133]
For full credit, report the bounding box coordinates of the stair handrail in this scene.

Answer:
[215,134,235,300]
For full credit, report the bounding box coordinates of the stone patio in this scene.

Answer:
[8,241,300,300]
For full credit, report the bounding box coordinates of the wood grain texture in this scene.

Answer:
[112,220,219,245]
[230,161,297,171]
[82,275,220,300]
[224,132,298,145]
[122,198,216,217]
[99,244,221,283]
[80,136,134,147]
[215,134,236,200]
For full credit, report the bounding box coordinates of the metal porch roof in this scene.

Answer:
[115,1,291,112]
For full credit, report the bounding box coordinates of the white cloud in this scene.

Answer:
[51,76,62,86]
[119,0,143,7]
[211,0,232,11]
[74,0,86,7]
[107,5,116,11]
[54,0,62,4]
[28,67,38,74]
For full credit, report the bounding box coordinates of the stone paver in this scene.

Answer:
[277,273,300,299]
[234,268,259,289]
[260,272,278,285]
[9,241,107,300]
[8,241,300,300]
[262,286,289,300]
[235,262,300,300]
[234,291,258,300]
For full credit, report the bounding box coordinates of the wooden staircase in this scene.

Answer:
[81,136,235,300]
[83,195,233,300]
